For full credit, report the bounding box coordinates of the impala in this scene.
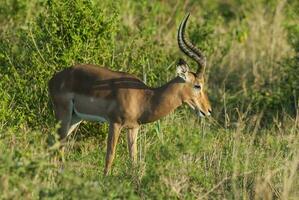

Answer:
[48,14,212,175]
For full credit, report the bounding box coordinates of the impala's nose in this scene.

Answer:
[207,109,212,116]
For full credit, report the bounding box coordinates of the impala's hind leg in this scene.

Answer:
[52,96,73,141]
[127,127,139,164]
[104,122,122,176]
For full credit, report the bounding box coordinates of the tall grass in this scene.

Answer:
[0,0,298,199]
[0,111,298,198]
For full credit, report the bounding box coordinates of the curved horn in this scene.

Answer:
[177,13,206,75]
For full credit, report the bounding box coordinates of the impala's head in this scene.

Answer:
[177,14,212,117]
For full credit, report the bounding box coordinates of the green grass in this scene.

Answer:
[0,0,298,199]
[1,114,298,199]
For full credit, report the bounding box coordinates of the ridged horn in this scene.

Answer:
[177,13,206,75]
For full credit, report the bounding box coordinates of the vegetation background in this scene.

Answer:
[0,0,298,199]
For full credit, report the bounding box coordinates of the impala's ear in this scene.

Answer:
[176,58,190,82]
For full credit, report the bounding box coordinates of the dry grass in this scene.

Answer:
[0,0,298,199]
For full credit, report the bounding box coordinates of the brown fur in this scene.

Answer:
[48,64,211,175]
[48,14,212,175]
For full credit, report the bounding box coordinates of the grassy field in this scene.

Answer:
[0,0,298,199]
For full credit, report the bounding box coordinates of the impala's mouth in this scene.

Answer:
[198,110,206,117]
[185,101,207,117]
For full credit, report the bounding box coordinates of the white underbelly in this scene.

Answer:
[73,105,107,122]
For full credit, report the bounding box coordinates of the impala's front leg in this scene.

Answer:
[127,127,139,164]
[104,122,122,176]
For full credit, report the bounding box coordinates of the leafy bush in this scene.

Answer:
[1,0,119,127]
[0,0,298,198]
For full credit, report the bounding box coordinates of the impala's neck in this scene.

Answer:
[141,77,185,123]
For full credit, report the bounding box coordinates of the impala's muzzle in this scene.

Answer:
[197,109,211,117]
[198,110,206,117]
[186,101,211,118]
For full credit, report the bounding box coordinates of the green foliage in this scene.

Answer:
[0,0,299,198]
[251,56,299,117]
[0,118,298,199]
[1,0,119,127]
[33,0,118,66]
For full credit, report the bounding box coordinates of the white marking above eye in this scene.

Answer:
[193,88,200,94]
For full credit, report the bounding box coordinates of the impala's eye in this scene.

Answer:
[194,85,201,90]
